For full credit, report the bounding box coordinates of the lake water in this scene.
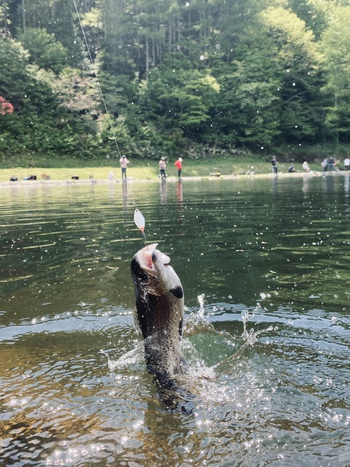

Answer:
[1,174,350,465]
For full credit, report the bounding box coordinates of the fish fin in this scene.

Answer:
[169,285,183,299]
[147,287,161,297]
[179,318,184,339]
[132,310,142,334]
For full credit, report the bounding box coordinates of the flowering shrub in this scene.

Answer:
[0,97,14,115]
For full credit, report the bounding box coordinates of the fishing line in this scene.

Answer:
[71,0,121,158]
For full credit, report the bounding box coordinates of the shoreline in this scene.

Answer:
[0,170,346,188]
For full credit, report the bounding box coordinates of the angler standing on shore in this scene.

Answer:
[271,156,278,174]
[119,155,129,181]
[174,157,183,181]
[159,157,167,179]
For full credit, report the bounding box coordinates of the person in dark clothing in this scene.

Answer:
[271,156,278,174]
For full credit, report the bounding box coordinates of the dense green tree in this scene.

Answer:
[212,43,281,149]
[7,0,84,67]
[320,5,350,144]
[0,36,32,109]
[257,6,323,144]
[0,0,349,160]
[18,27,68,74]
[54,67,101,122]
[139,59,220,148]
[0,36,98,158]
[288,0,329,39]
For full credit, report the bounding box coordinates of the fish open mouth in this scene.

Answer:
[138,243,171,271]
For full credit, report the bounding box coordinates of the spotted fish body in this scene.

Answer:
[131,243,187,380]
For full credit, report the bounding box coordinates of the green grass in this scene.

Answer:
[0,156,326,182]
[1,165,154,183]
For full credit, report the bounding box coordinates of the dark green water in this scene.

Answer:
[1,174,350,465]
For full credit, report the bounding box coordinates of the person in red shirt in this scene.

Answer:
[174,157,183,181]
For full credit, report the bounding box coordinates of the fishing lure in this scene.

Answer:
[134,209,145,232]
[134,208,147,243]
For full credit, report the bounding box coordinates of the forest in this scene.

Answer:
[0,0,350,163]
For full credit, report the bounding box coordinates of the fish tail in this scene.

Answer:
[154,373,195,414]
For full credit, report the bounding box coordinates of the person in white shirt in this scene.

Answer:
[119,155,129,181]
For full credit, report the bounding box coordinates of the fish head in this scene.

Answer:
[131,243,183,298]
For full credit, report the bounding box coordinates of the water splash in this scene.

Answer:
[211,298,277,373]
[197,293,205,318]
[241,304,262,339]
[102,343,144,372]
[211,323,274,375]
[184,294,218,337]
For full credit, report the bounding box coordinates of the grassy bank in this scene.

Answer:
[0,156,326,183]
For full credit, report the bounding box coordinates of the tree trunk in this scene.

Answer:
[146,37,149,79]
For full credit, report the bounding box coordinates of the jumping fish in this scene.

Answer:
[131,243,187,378]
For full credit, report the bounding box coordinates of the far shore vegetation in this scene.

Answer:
[2,0,350,170]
